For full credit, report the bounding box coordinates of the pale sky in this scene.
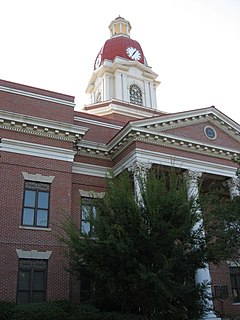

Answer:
[1,0,240,124]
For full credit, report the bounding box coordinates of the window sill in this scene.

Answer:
[233,303,240,305]
[19,226,51,231]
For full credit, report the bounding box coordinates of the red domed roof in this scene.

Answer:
[94,20,148,70]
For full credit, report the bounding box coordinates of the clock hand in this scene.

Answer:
[131,49,138,57]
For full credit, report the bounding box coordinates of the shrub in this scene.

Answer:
[0,300,144,320]
[0,301,15,320]
[11,300,73,320]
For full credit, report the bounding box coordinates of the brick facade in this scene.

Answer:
[1,76,240,318]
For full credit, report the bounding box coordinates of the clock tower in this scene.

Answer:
[84,16,161,119]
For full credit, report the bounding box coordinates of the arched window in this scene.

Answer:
[129,84,143,106]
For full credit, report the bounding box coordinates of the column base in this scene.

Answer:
[202,310,222,320]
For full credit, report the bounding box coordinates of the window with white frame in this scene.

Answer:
[22,181,50,227]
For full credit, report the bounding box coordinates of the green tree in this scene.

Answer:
[201,180,240,265]
[59,169,215,320]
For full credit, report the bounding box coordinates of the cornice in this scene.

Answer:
[75,124,239,164]
[72,162,111,177]
[113,148,238,178]
[133,107,240,135]
[1,138,76,161]
[76,139,110,159]
[72,146,237,178]
[83,101,161,119]
[136,113,240,141]
[109,57,159,79]
[0,110,88,142]
[110,129,240,161]
[86,57,159,94]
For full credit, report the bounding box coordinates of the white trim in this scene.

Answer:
[79,189,105,198]
[19,226,51,231]
[131,127,240,153]
[108,121,240,159]
[72,162,111,177]
[113,148,237,177]
[132,106,240,131]
[1,138,76,162]
[227,260,240,267]
[0,110,88,136]
[22,172,55,183]
[0,85,75,107]
[84,103,159,119]
[78,140,108,152]
[16,249,52,259]
[74,116,122,130]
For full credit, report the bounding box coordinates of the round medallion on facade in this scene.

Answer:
[204,126,217,140]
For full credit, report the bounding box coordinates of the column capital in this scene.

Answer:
[128,161,152,175]
[184,170,202,183]
[128,161,151,206]
[227,175,240,198]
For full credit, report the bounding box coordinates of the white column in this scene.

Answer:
[103,73,110,100]
[184,170,221,320]
[227,176,240,199]
[128,161,151,205]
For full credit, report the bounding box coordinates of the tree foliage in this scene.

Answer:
[59,169,217,320]
[201,183,240,264]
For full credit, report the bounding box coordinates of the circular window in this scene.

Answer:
[204,126,217,140]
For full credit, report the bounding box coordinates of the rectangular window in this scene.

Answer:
[230,267,240,303]
[22,181,50,227]
[17,259,47,304]
[80,197,98,237]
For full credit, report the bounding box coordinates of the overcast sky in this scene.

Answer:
[1,0,240,124]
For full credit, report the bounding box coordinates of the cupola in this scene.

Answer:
[85,17,160,118]
[94,16,147,70]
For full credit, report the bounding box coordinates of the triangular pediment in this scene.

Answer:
[130,106,240,151]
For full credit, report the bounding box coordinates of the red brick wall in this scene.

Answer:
[0,90,74,123]
[210,262,240,318]
[0,79,74,102]
[0,150,73,302]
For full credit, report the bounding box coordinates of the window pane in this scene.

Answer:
[36,210,48,227]
[17,291,30,304]
[38,192,49,209]
[81,221,90,235]
[32,291,45,303]
[24,190,36,207]
[33,271,45,290]
[22,208,34,226]
[82,205,90,219]
[232,288,240,303]
[18,270,30,290]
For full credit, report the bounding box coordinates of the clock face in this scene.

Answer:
[126,47,142,61]
[95,54,102,69]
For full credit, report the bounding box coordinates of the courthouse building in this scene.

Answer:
[1,17,240,319]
